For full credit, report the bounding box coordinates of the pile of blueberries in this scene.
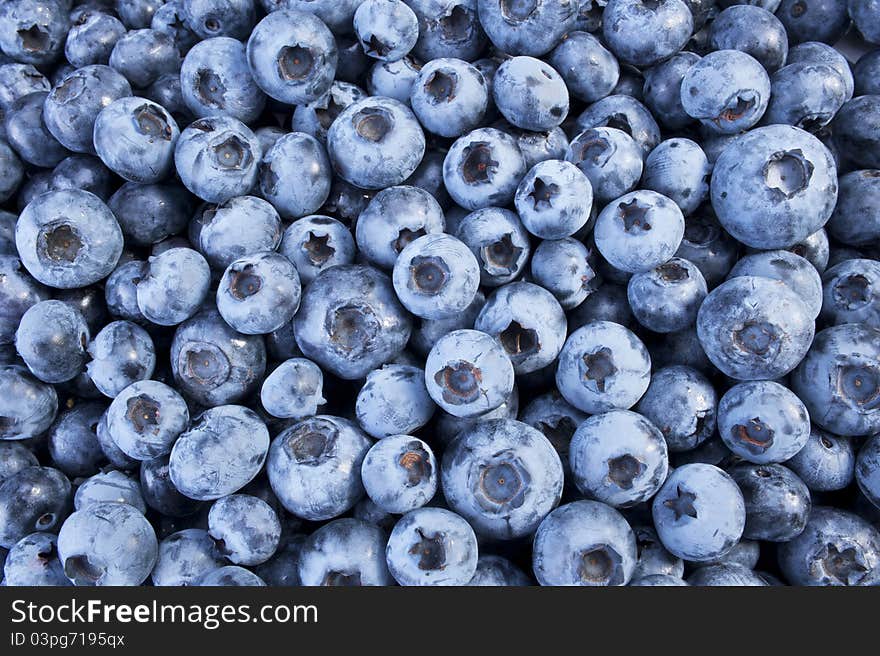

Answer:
[0,0,879,588]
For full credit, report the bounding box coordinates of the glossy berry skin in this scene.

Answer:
[443,127,526,210]
[196,196,282,272]
[15,301,89,384]
[279,215,354,285]
[151,2,199,55]
[533,500,637,586]
[827,170,880,248]
[361,435,437,514]
[169,405,269,502]
[776,0,849,45]
[636,365,716,453]
[16,189,122,290]
[594,190,685,274]
[856,434,880,510]
[104,260,148,323]
[355,364,435,439]
[74,471,146,515]
[183,0,255,40]
[832,95,880,170]
[556,320,651,415]
[778,506,880,586]
[139,455,202,518]
[47,402,106,478]
[261,358,325,421]
[709,5,788,73]
[764,62,847,132]
[627,258,707,333]
[570,410,668,508]
[0,440,38,478]
[174,116,261,203]
[57,501,157,586]
[180,37,266,123]
[407,0,485,62]
[550,31,618,104]
[108,29,180,89]
[454,207,530,287]
[386,507,477,586]
[787,427,854,492]
[259,132,331,220]
[603,0,693,68]
[853,50,880,97]
[474,282,566,375]
[216,251,301,335]
[297,518,393,586]
[0,365,58,440]
[43,65,132,155]
[328,96,425,190]
[652,463,746,563]
[151,528,226,586]
[631,524,684,580]
[291,80,367,145]
[106,380,189,461]
[697,276,815,381]
[673,215,738,288]
[0,64,50,112]
[791,324,880,437]
[392,233,480,321]
[354,0,418,62]
[4,94,64,168]
[728,250,823,320]
[107,183,193,248]
[170,309,266,406]
[476,0,577,57]
[0,256,48,345]
[443,419,563,539]
[820,259,880,331]
[530,238,599,310]
[267,416,370,521]
[0,139,23,204]
[0,466,70,549]
[680,50,770,134]
[425,329,514,418]
[3,532,69,586]
[297,265,410,379]
[642,51,699,131]
[208,494,280,566]
[686,564,766,587]
[410,58,488,138]
[642,138,709,217]
[514,160,592,240]
[356,186,445,269]
[565,127,643,204]
[786,41,853,100]
[849,0,880,44]
[493,56,568,131]
[0,0,69,67]
[136,248,210,326]
[730,463,811,542]
[86,321,156,398]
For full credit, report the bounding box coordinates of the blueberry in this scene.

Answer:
[832,95,880,170]
[43,65,131,155]
[411,58,488,138]
[530,237,600,310]
[328,96,425,190]
[574,94,660,157]
[361,435,437,514]
[674,214,739,288]
[602,0,693,68]
[65,10,126,67]
[0,442,38,482]
[294,264,411,380]
[86,321,156,398]
[109,29,180,90]
[297,518,393,586]
[354,0,418,62]
[820,259,880,330]
[74,470,146,515]
[533,500,637,586]
[279,215,353,285]
[15,301,88,384]
[0,63,49,112]
[642,51,699,131]
[260,358,325,421]
[216,251,301,335]
[207,494,280,566]
[787,40,854,100]
[636,365,717,453]
[410,289,485,357]
[280,0,363,34]
[728,250,823,320]
[0,0,69,67]
[169,405,269,501]
[0,256,48,345]
[259,132,331,220]
[827,170,880,248]
[787,426,855,492]
[47,154,114,200]
[3,532,69,586]
[409,0,486,62]
[151,528,226,586]
[151,1,199,54]
[468,555,531,586]
[853,49,880,97]
[709,5,788,72]
[550,30,619,104]
[136,247,210,326]
[196,565,265,586]
[5,91,69,167]
[106,380,188,460]
[565,127,643,203]
[246,10,337,105]
[790,323,880,437]
[140,455,203,517]
[386,507,477,586]
[856,434,880,511]
[627,258,707,333]
[556,320,651,414]
[514,126,569,170]
[196,196,282,271]
[697,276,815,380]
[425,329,514,418]
[763,62,847,131]
[631,525,684,580]
[170,308,266,406]
[117,0,166,29]
[514,159,592,239]
[355,364,435,439]
[652,463,745,562]
[849,0,880,44]
[642,138,710,217]
[0,466,70,549]
[291,80,367,145]
[267,415,371,521]
[366,56,421,103]
[519,390,587,477]
[729,463,811,542]
[686,563,766,586]
[174,116,261,203]
[778,506,880,585]
[454,207,530,286]
[108,183,193,248]
[443,127,525,210]
[629,573,688,586]
[0,138,23,203]
[777,0,850,45]
[104,260,148,323]
[476,0,577,57]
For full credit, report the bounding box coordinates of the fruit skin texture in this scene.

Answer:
[602,0,693,68]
